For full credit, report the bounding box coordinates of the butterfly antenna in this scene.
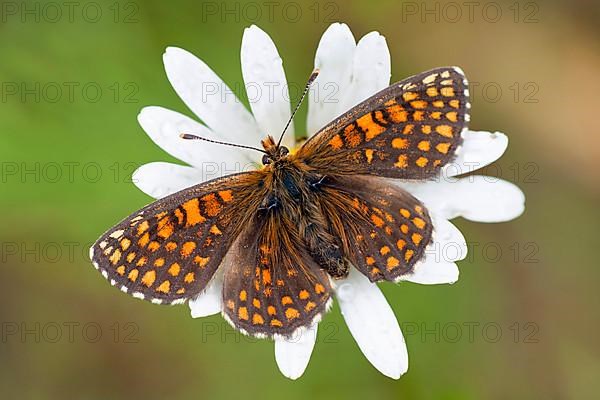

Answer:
[276,68,320,148]
[180,133,267,154]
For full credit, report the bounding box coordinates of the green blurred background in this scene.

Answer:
[1,0,598,398]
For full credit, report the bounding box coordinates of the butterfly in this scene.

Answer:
[90,66,470,338]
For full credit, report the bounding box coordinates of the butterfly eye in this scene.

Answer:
[280,147,289,156]
[262,154,271,165]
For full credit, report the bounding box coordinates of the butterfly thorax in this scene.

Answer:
[258,151,349,279]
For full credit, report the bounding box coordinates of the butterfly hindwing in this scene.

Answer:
[316,175,434,282]
[90,172,264,304]
[222,209,332,338]
[297,67,469,180]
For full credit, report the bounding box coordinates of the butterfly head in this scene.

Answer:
[261,135,289,165]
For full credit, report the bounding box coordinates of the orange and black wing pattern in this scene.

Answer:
[317,175,433,282]
[221,207,332,338]
[90,172,264,304]
[296,67,470,180]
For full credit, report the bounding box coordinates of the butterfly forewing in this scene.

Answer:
[222,211,331,337]
[297,67,470,179]
[90,172,264,304]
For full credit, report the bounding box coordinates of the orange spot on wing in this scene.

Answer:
[218,190,233,202]
[184,272,195,283]
[137,221,149,235]
[426,87,439,97]
[148,241,160,252]
[202,193,222,217]
[412,233,423,245]
[120,238,131,251]
[392,138,408,149]
[285,308,300,320]
[138,233,150,247]
[238,307,249,321]
[193,255,210,268]
[252,314,264,325]
[410,100,427,109]
[329,134,343,149]
[416,157,429,167]
[156,280,170,293]
[141,270,156,287]
[413,217,426,229]
[436,125,454,138]
[180,241,196,257]
[281,296,293,306]
[371,214,385,227]
[441,87,455,97]
[394,155,408,168]
[403,92,418,101]
[168,263,180,276]
[357,113,386,141]
[156,217,174,239]
[182,198,205,226]
[109,249,122,265]
[365,149,374,163]
[387,103,408,123]
[128,269,139,282]
[174,208,184,225]
[136,256,147,267]
[343,125,362,147]
[436,142,451,154]
[386,257,400,270]
[262,269,271,285]
[446,111,458,122]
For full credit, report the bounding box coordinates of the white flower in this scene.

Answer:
[133,23,525,380]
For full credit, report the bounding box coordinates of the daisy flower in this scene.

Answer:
[133,23,525,379]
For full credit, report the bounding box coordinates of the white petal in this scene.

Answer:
[400,176,525,223]
[163,47,262,147]
[442,130,508,177]
[399,216,465,285]
[189,272,223,318]
[241,25,294,149]
[307,23,356,136]
[132,162,203,199]
[342,31,391,110]
[334,268,408,379]
[138,106,256,168]
[274,324,318,380]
